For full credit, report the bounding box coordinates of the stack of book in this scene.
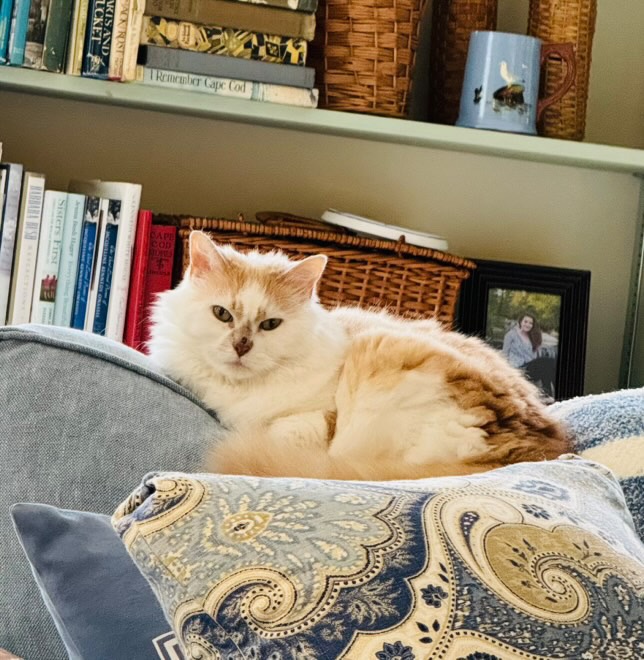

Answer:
[135,0,320,108]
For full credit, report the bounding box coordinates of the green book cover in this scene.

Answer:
[41,0,74,71]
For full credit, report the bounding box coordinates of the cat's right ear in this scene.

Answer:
[189,231,227,280]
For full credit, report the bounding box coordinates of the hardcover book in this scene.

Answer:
[141,66,319,108]
[141,16,307,66]
[138,44,315,88]
[22,0,51,68]
[123,208,152,350]
[83,197,109,331]
[107,0,129,79]
[0,0,14,63]
[82,0,116,78]
[41,0,74,71]
[64,0,89,74]
[7,171,46,326]
[92,198,120,335]
[145,0,316,41]
[7,0,31,65]
[53,192,84,326]
[0,162,23,324]
[30,190,67,325]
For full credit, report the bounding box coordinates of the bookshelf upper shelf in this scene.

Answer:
[2,66,643,175]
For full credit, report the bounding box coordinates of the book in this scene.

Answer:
[70,195,100,329]
[0,0,14,63]
[141,16,307,66]
[52,192,84,326]
[41,0,73,72]
[22,0,51,68]
[107,0,128,79]
[30,190,67,325]
[0,163,23,325]
[120,0,144,80]
[92,198,120,335]
[225,0,317,12]
[6,171,46,325]
[0,167,7,234]
[6,0,31,65]
[137,44,315,88]
[68,179,142,341]
[139,66,319,108]
[83,197,109,330]
[123,208,152,350]
[145,0,316,41]
[139,223,177,352]
[321,209,450,252]
[82,0,116,78]
[64,0,89,74]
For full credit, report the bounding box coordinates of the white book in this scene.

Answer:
[108,0,131,80]
[138,67,320,109]
[68,180,142,341]
[30,190,67,325]
[0,163,24,325]
[53,192,85,327]
[7,172,46,325]
[121,0,145,82]
[84,197,109,331]
[0,168,7,230]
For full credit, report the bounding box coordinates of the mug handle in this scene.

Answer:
[537,43,577,121]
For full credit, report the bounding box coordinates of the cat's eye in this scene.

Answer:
[259,318,282,331]
[212,305,233,323]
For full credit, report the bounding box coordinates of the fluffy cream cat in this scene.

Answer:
[148,231,570,480]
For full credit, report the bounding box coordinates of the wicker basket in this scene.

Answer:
[528,0,597,140]
[173,212,475,326]
[309,0,428,118]
[428,0,498,125]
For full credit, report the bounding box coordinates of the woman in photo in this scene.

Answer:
[502,312,556,399]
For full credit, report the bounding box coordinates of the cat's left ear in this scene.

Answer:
[189,231,227,280]
[285,254,327,298]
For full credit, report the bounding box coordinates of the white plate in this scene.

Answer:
[321,209,449,252]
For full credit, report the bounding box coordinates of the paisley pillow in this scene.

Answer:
[113,456,644,660]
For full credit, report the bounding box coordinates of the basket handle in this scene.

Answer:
[255,211,354,235]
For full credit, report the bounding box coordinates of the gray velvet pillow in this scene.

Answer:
[10,504,183,660]
[0,324,222,660]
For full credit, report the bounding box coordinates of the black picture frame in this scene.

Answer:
[457,259,591,401]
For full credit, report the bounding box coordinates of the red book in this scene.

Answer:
[139,224,178,353]
[123,210,153,350]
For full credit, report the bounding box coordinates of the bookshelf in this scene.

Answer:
[0,66,642,175]
[1,63,643,395]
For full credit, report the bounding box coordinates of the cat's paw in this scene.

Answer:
[268,411,330,449]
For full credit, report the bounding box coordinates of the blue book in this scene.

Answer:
[0,0,14,62]
[81,0,114,79]
[70,196,100,330]
[92,199,120,335]
[6,0,30,65]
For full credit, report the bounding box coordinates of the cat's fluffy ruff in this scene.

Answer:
[148,232,570,480]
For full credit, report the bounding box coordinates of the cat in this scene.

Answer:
[148,231,571,481]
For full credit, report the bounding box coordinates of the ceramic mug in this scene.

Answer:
[456,31,576,135]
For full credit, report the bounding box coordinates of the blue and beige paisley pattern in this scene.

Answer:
[113,457,644,659]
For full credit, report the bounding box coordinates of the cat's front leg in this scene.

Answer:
[267,410,333,450]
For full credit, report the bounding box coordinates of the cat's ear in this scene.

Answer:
[284,254,327,298]
[189,231,227,279]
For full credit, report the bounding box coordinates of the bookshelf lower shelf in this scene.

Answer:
[1,66,643,175]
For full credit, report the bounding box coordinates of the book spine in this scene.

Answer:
[213,0,318,13]
[0,163,24,325]
[84,196,108,330]
[139,223,176,352]
[64,0,88,74]
[52,192,84,326]
[92,198,120,335]
[70,195,100,330]
[82,0,115,78]
[0,0,14,63]
[41,0,73,71]
[22,0,51,68]
[103,184,141,342]
[119,0,143,80]
[6,172,46,325]
[138,44,314,88]
[107,0,129,79]
[30,190,66,325]
[7,0,31,65]
[141,16,307,66]
[142,67,319,108]
[145,0,316,40]
[123,208,151,350]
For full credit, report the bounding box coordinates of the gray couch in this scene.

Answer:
[1,324,643,659]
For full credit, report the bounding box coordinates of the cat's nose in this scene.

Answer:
[234,337,253,357]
